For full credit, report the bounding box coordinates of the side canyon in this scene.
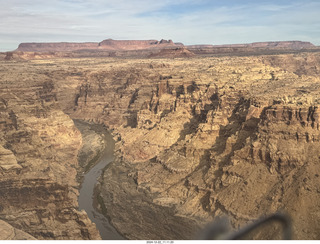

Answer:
[1,51,320,239]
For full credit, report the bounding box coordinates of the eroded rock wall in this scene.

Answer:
[16,39,182,52]
[51,53,320,239]
[0,64,100,239]
[0,219,36,240]
[1,52,320,240]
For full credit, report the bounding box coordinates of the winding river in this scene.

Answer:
[78,123,124,240]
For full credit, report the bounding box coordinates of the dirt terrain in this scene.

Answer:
[0,44,320,239]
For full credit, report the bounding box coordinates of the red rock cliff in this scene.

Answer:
[16,39,183,52]
[17,42,99,52]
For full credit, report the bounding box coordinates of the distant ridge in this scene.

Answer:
[5,40,318,60]
[16,39,183,52]
[187,41,315,49]
[15,39,315,53]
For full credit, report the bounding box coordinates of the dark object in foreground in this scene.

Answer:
[198,213,292,240]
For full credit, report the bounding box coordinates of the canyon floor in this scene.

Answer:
[1,51,320,239]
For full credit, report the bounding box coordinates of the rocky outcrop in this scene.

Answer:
[0,66,100,239]
[148,47,195,58]
[1,51,320,240]
[45,52,320,239]
[98,39,181,50]
[262,53,320,77]
[73,119,106,181]
[0,220,36,240]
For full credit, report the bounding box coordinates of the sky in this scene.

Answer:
[0,0,319,51]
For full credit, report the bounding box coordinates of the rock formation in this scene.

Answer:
[98,38,181,50]
[148,47,195,58]
[0,220,36,240]
[212,41,315,49]
[188,41,315,49]
[16,39,182,52]
[16,42,98,52]
[0,66,100,239]
[1,47,320,240]
[187,41,317,56]
[10,40,318,60]
[52,52,320,239]
[73,119,107,181]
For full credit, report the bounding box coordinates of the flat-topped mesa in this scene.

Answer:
[16,42,98,52]
[16,39,183,52]
[15,40,315,54]
[98,38,182,50]
[186,44,214,49]
[187,41,315,50]
[212,41,315,49]
[250,41,315,49]
[186,41,317,55]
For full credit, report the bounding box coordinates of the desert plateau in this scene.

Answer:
[1,39,320,240]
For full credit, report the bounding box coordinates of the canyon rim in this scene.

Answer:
[0,39,320,240]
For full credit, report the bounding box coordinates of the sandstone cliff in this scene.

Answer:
[212,41,315,49]
[17,42,98,52]
[37,52,319,239]
[16,39,182,52]
[11,40,318,60]
[98,38,182,50]
[0,64,100,239]
[148,47,195,58]
[1,51,320,240]
[48,51,320,240]
[187,41,317,56]
[0,220,36,240]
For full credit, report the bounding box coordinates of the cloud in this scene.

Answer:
[0,0,319,51]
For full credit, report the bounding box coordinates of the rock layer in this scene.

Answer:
[211,41,315,49]
[10,40,318,60]
[187,41,317,56]
[0,220,36,240]
[16,39,182,52]
[1,52,320,240]
[0,64,100,239]
[44,53,319,239]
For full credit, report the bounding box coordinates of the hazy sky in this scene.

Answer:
[0,0,319,51]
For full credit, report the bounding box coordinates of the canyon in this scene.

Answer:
[0,40,320,240]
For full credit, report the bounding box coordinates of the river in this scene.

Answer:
[77,122,124,240]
